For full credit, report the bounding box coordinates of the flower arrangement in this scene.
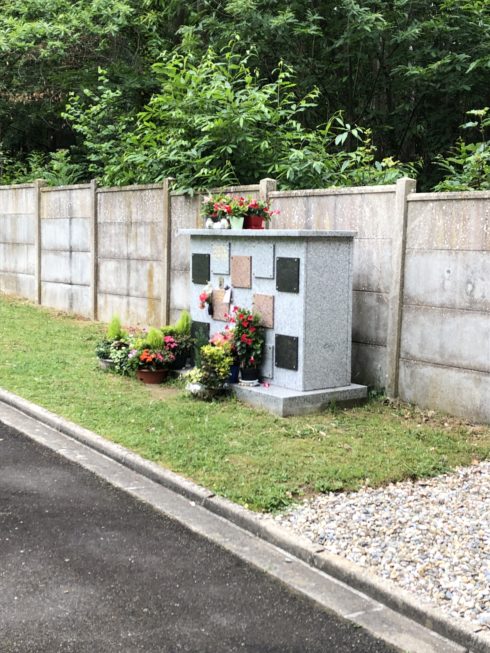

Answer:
[132,328,176,371]
[225,306,264,369]
[201,193,277,229]
[198,282,213,314]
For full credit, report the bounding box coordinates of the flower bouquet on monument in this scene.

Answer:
[225,306,264,385]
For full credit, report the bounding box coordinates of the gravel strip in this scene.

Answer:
[270,462,490,633]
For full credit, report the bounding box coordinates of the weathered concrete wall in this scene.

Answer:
[269,186,398,388]
[400,192,490,423]
[40,185,92,316]
[1,179,489,423]
[0,184,36,300]
[97,184,164,326]
[169,193,200,324]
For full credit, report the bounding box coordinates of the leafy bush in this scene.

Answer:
[435,109,490,191]
[63,48,413,191]
[199,345,233,391]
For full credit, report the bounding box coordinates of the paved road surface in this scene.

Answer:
[0,422,397,652]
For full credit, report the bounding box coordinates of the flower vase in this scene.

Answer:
[229,216,244,230]
[239,367,260,386]
[244,215,265,230]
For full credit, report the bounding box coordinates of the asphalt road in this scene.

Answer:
[0,422,397,653]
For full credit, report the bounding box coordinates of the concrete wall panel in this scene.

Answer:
[97,292,161,327]
[41,187,92,219]
[399,359,490,423]
[98,222,162,260]
[352,291,388,346]
[42,218,90,251]
[0,272,35,300]
[401,305,489,373]
[41,281,91,316]
[405,249,490,312]
[41,251,90,286]
[0,243,35,274]
[170,269,189,314]
[353,238,392,293]
[0,186,35,214]
[97,188,163,223]
[407,197,490,250]
[352,343,387,388]
[98,259,161,299]
[270,189,396,239]
[0,214,34,244]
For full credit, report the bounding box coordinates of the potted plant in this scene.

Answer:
[243,198,275,230]
[201,194,248,229]
[225,306,264,384]
[133,328,176,384]
[161,310,194,369]
[210,329,239,383]
[95,315,127,370]
[185,344,233,399]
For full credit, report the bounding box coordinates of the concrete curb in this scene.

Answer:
[1,386,488,653]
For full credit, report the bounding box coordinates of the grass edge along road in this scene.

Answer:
[1,294,489,512]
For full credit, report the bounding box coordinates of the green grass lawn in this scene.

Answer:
[1,294,489,511]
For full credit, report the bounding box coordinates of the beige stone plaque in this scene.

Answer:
[252,293,274,328]
[212,289,230,322]
[231,256,252,288]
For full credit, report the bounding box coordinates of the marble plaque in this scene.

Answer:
[253,243,275,279]
[252,293,274,329]
[231,255,252,288]
[211,242,230,275]
[212,289,230,322]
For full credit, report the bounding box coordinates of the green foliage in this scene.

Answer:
[63,48,412,190]
[106,315,126,341]
[199,344,233,391]
[435,108,490,191]
[145,327,164,349]
[174,310,191,336]
[0,149,84,186]
[95,340,112,360]
[109,342,135,376]
[2,1,490,189]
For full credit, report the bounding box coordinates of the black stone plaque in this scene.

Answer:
[191,320,210,344]
[192,253,210,284]
[275,334,299,371]
[190,321,210,365]
[276,257,300,293]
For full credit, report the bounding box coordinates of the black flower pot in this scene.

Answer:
[240,367,260,383]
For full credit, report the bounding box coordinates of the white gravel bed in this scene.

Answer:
[269,462,490,632]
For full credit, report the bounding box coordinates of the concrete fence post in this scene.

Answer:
[259,178,277,229]
[385,177,417,398]
[33,179,46,305]
[160,177,174,326]
[90,179,98,321]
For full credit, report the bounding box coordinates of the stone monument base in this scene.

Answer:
[232,383,368,417]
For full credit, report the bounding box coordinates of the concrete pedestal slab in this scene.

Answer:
[232,382,368,417]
